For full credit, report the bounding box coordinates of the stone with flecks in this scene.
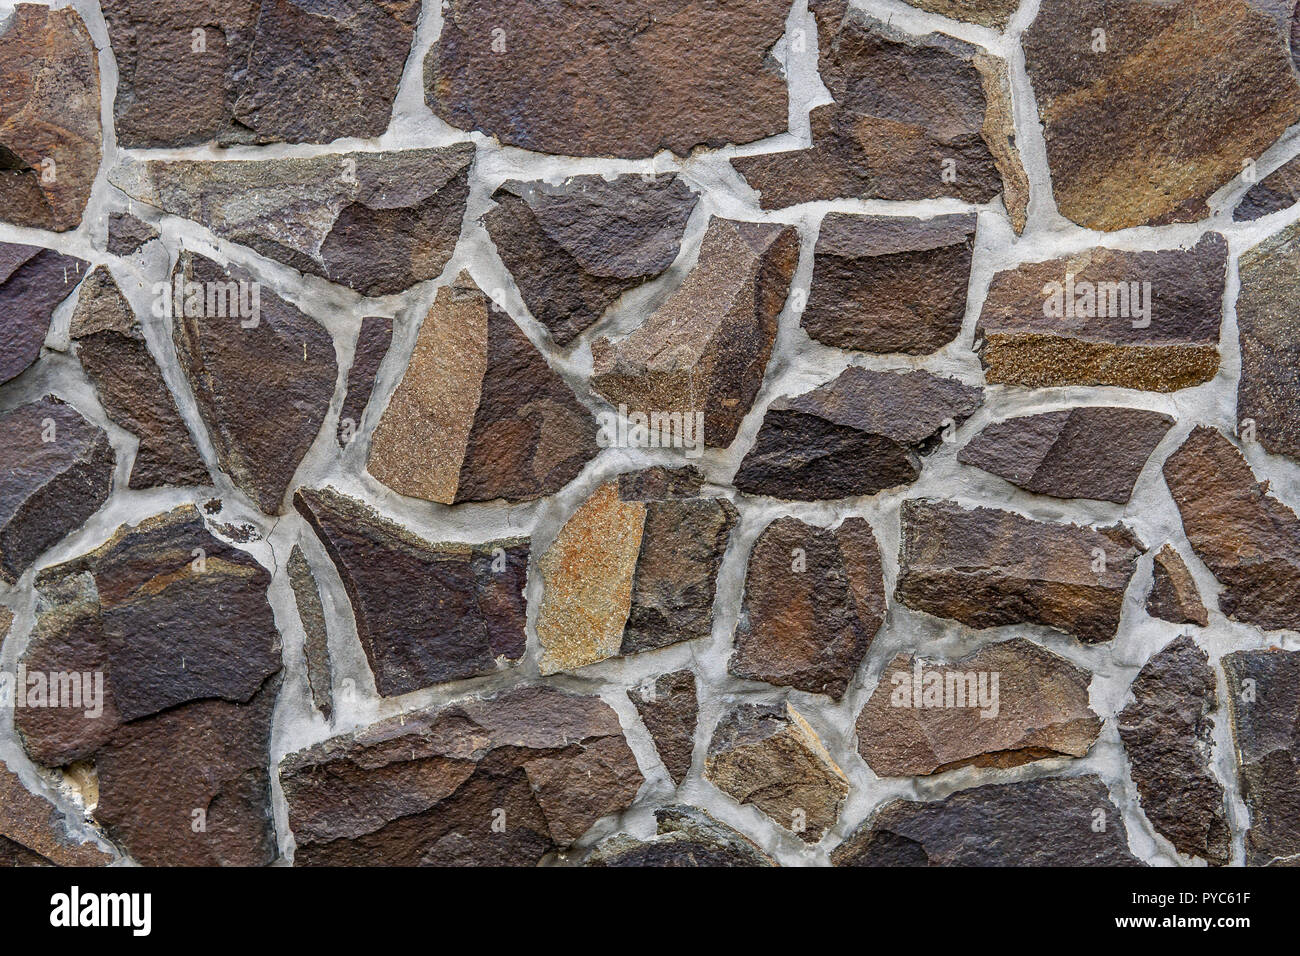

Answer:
[1237,221,1300,463]
[1145,545,1209,627]
[629,670,698,787]
[287,544,333,722]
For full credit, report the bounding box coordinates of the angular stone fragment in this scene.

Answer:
[1146,545,1209,627]
[629,670,698,786]
[486,175,699,347]
[1237,221,1300,462]
[803,214,977,355]
[586,806,775,867]
[70,267,208,490]
[591,218,797,448]
[538,467,736,674]
[1119,636,1229,864]
[706,702,848,843]
[734,368,982,501]
[897,499,1142,643]
[0,397,113,584]
[109,146,473,296]
[730,517,885,699]
[732,1,1028,230]
[976,235,1228,390]
[369,274,597,504]
[0,763,111,866]
[0,5,101,231]
[105,0,419,147]
[958,407,1174,503]
[1163,426,1300,631]
[294,487,527,696]
[0,243,88,385]
[426,0,789,158]
[287,545,332,722]
[902,0,1020,28]
[280,685,644,865]
[15,506,281,866]
[171,253,336,514]
[832,776,1141,865]
[105,212,159,256]
[1223,649,1300,866]
[1023,0,1300,230]
[857,639,1101,777]
[1235,154,1300,221]
[337,316,393,447]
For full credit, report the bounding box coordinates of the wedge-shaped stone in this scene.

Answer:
[336,316,392,447]
[70,267,208,489]
[832,776,1141,865]
[294,487,527,696]
[0,243,88,385]
[705,701,848,843]
[629,670,698,787]
[958,407,1174,503]
[171,253,336,514]
[586,806,775,867]
[0,5,100,231]
[1146,544,1208,627]
[1163,426,1300,631]
[537,467,736,674]
[591,218,797,449]
[901,0,1019,28]
[280,685,644,865]
[1023,0,1300,230]
[369,274,598,504]
[486,175,699,347]
[287,545,332,722]
[732,0,1028,230]
[426,0,789,158]
[1235,154,1300,221]
[109,146,473,296]
[1238,221,1300,462]
[730,517,885,700]
[106,212,159,257]
[15,506,281,866]
[0,397,113,584]
[0,763,111,866]
[857,638,1101,776]
[734,368,982,501]
[897,499,1142,643]
[976,235,1228,390]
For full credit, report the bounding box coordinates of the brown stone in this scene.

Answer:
[0,243,88,385]
[280,685,644,865]
[1023,0,1300,230]
[586,806,775,867]
[426,0,789,158]
[0,5,100,231]
[896,499,1143,643]
[734,368,982,501]
[287,545,332,722]
[336,316,393,447]
[901,0,1020,28]
[485,175,699,347]
[976,235,1228,390]
[957,406,1175,503]
[294,487,527,696]
[106,212,159,257]
[1236,153,1300,221]
[1146,544,1209,627]
[629,670,698,786]
[1237,220,1300,462]
[0,763,111,866]
[729,517,885,700]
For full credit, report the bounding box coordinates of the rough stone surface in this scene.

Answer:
[0,5,101,231]
[586,806,775,867]
[1119,636,1229,865]
[1146,545,1209,627]
[629,670,698,787]
[294,486,527,697]
[0,762,111,866]
[957,406,1175,503]
[280,685,644,865]
[1237,221,1300,463]
[287,544,333,722]
[485,175,699,347]
[426,0,789,158]
[105,212,159,257]
[1235,154,1300,221]
[976,235,1228,391]
[705,701,849,843]
[1023,0,1300,230]
[730,517,885,700]
[591,218,798,449]
[902,0,1020,28]
[856,638,1101,777]
[832,776,1142,865]
[734,368,982,500]
[0,396,114,584]
[0,243,88,385]
[369,274,598,505]
[896,499,1143,643]
[337,316,393,448]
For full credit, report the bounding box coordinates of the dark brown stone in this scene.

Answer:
[0,763,111,866]
[1119,636,1229,864]
[734,368,982,501]
[106,212,159,256]
[629,670,698,786]
[586,806,775,867]
[287,545,332,722]
[426,0,789,158]
[976,235,1228,391]
[896,499,1143,643]
[0,397,114,584]
[730,517,884,700]
[1146,544,1209,627]
[0,243,88,385]
[280,685,644,865]
[336,316,393,447]
[1237,220,1300,462]
[485,175,699,347]
[171,252,336,514]
[1236,152,1300,220]
[294,486,527,696]
[901,0,1020,28]
[957,406,1175,503]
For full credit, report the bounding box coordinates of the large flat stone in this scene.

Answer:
[1237,221,1300,463]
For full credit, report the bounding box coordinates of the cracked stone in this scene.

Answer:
[586,806,775,867]
[0,762,111,866]
[336,316,393,448]
[1235,154,1300,221]
[0,242,88,385]
[629,671,697,787]
[1237,220,1300,463]
[287,545,332,723]
[1146,544,1209,627]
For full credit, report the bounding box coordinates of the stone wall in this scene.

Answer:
[1,0,1299,867]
